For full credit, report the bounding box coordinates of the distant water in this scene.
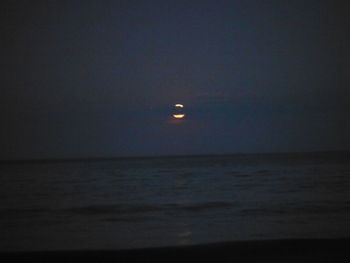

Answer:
[1,152,350,251]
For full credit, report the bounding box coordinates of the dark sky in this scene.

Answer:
[1,0,350,160]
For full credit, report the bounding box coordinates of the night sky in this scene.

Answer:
[1,0,350,160]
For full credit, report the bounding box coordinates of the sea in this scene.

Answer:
[1,152,350,251]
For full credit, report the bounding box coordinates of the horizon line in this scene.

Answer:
[1,149,349,163]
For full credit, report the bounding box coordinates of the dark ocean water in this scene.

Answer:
[1,152,350,251]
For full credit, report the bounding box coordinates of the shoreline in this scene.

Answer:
[2,238,350,262]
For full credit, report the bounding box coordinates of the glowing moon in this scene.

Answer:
[173,114,185,119]
[172,103,185,119]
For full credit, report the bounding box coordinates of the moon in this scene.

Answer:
[173,114,185,119]
[173,104,185,119]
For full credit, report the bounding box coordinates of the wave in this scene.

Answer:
[63,201,234,215]
[241,203,350,217]
[0,201,234,218]
[0,208,50,217]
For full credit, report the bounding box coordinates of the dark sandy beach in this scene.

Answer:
[2,238,350,262]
